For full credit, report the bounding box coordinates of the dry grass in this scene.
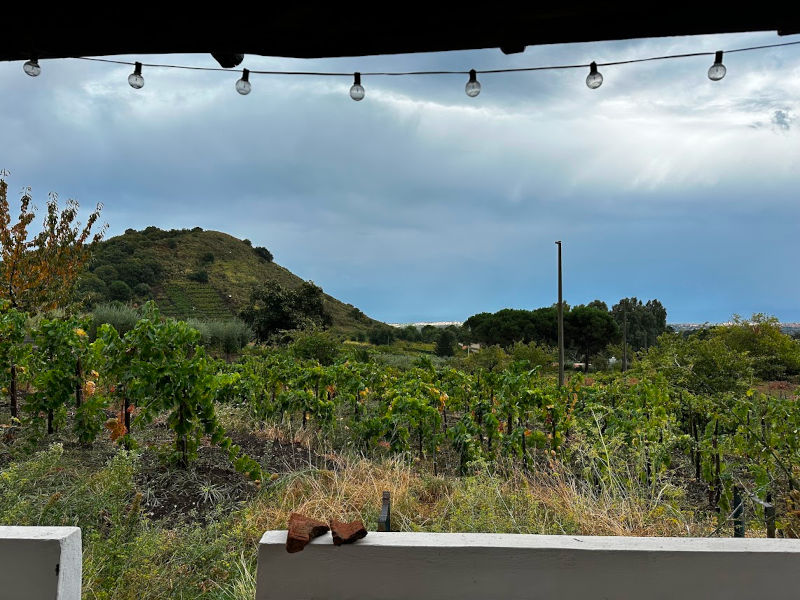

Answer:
[245,455,415,531]
[242,454,713,537]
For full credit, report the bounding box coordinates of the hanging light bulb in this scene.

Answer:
[128,62,144,89]
[465,69,481,97]
[236,69,252,95]
[708,51,726,81]
[350,72,365,101]
[23,58,41,77]
[586,61,603,89]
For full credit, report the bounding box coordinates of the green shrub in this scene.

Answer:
[187,318,253,355]
[253,246,273,262]
[134,282,152,297]
[94,265,119,283]
[291,330,340,365]
[91,303,140,337]
[108,280,132,301]
[77,274,108,296]
[435,330,456,357]
[188,270,209,283]
[368,326,395,346]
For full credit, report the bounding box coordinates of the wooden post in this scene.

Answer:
[622,311,627,372]
[75,359,83,408]
[766,492,776,538]
[9,363,17,418]
[733,486,745,538]
[378,491,391,532]
[124,396,131,433]
[555,241,564,388]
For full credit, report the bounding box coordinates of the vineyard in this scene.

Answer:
[2,303,800,597]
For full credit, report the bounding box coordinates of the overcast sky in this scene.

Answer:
[1,31,799,324]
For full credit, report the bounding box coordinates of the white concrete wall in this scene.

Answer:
[0,526,81,600]
[257,530,800,600]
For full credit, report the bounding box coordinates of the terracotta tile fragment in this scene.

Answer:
[286,512,330,553]
[330,519,368,546]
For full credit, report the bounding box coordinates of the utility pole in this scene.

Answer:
[622,310,628,372]
[555,241,564,387]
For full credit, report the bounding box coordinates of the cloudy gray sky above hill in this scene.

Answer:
[1,31,799,323]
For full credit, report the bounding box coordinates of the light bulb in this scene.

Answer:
[465,69,481,97]
[236,69,252,95]
[128,62,144,89]
[708,51,726,81]
[586,61,603,89]
[23,59,41,77]
[350,72,365,101]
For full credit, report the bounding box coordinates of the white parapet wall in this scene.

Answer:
[257,530,800,600]
[0,526,82,600]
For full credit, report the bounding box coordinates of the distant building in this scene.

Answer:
[459,343,481,353]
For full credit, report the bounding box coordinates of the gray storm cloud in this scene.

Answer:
[0,31,798,323]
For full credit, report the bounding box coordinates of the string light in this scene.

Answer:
[465,69,481,97]
[23,58,41,77]
[128,62,144,89]
[236,68,251,95]
[20,37,800,97]
[708,50,726,81]
[586,61,603,89]
[350,72,365,101]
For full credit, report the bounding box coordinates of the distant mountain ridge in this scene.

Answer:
[77,226,382,332]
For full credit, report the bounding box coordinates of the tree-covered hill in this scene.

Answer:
[75,226,382,332]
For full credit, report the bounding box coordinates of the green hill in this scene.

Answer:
[76,226,382,332]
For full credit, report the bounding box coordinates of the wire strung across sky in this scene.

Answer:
[70,38,800,75]
[18,38,800,98]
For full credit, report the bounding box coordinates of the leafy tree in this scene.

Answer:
[77,274,108,296]
[510,341,556,369]
[367,325,395,346]
[642,332,753,396]
[611,297,667,351]
[253,246,273,262]
[93,303,260,475]
[435,330,456,357]
[396,325,421,342]
[710,314,800,380]
[27,317,90,434]
[460,345,510,373]
[133,282,151,297]
[0,174,106,313]
[419,325,439,343]
[290,330,340,365]
[464,307,558,347]
[0,304,27,418]
[107,280,132,301]
[241,280,332,342]
[565,304,620,372]
[93,265,119,283]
